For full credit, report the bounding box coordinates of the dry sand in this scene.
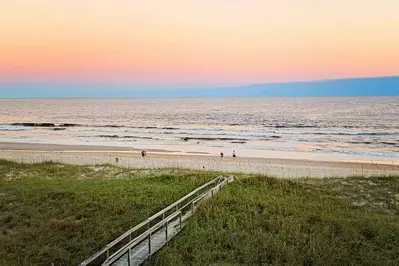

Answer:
[0,142,398,178]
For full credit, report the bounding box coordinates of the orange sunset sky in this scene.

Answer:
[1,0,398,84]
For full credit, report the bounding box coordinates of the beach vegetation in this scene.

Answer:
[0,160,398,266]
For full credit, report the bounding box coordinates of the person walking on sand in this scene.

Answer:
[233,150,236,158]
[141,150,146,159]
[220,152,224,158]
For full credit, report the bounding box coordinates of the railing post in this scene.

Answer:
[106,249,109,259]
[191,202,194,215]
[127,248,131,266]
[165,220,169,244]
[211,188,214,197]
[179,212,182,229]
[148,231,152,256]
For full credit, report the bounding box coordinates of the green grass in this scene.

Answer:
[1,160,398,266]
[0,160,217,265]
[148,176,399,266]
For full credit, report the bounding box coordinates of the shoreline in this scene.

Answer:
[0,142,177,153]
[1,141,398,167]
[1,142,398,178]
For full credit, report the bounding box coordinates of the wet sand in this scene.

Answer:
[1,142,398,178]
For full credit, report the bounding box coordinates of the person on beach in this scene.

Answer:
[220,152,224,158]
[233,150,236,158]
[141,150,146,158]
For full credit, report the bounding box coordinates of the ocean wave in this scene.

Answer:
[0,125,27,131]
[181,137,248,141]
[381,141,399,147]
[320,148,399,158]
[95,135,156,140]
[348,141,375,145]
[283,130,396,136]
[319,132,393,136]
[7,122,182,130]
[8,122,396,137]
[248,145,399,158]
[10,123,56,127]
[265,124,397,129]
[348,140,399,147]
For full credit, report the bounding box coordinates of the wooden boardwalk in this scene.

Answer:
[111,211,191,266]
[79,176,235,266]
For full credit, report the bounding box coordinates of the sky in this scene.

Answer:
[0,0,399,93]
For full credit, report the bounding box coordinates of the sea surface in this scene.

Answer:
[0,97,398,162]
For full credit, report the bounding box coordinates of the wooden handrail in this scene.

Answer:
[104,211,182,265]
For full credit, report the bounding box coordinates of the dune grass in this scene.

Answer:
[147,176,399,266]
[1,160,398,266]
[0,160,217,265]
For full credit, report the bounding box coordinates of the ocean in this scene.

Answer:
[0,97,398,162]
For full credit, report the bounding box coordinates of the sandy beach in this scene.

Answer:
[1,142,398,178]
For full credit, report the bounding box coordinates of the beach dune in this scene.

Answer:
[0,143,398,178]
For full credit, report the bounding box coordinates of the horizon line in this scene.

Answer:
[0,74,398,86]
[2,95,399,100]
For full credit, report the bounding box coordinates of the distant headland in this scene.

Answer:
[0,75,398,98]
